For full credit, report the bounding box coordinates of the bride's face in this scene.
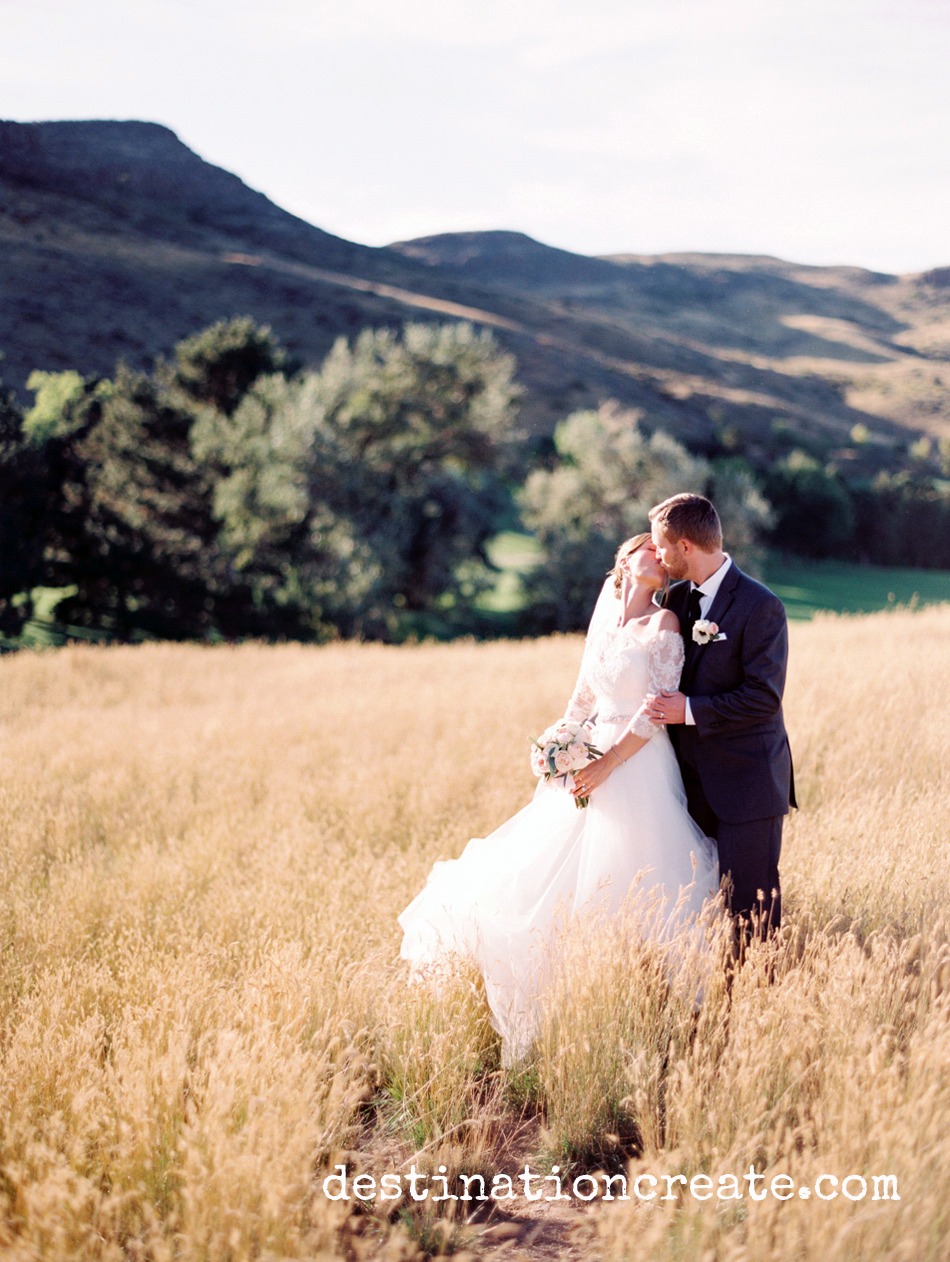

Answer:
[621,541,666,587]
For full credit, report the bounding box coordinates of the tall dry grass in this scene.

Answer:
[0,606,948,1260]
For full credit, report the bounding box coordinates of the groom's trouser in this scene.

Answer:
[679,760,783,935]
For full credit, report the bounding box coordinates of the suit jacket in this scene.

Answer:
[665,564,796,824]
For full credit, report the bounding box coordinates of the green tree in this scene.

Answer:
[25,367,220,639]
[18,318,520,642]
[520,405,772,630]
[191,322,520,638]
[520,406,708,629]
[171,317,286,415]
[0,379,46,638]
[708,456,773,571]
[20,321,291,641]
[764,450,855,559]
[851,472,950,568]
[23,370,86,443]
[191,372,361,638]
[302,321,521,634]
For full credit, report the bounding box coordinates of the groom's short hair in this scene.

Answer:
[649,494,723,551]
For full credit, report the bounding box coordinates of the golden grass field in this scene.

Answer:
[1,605,948,1261]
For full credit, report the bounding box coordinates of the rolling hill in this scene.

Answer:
[2,118,949,463]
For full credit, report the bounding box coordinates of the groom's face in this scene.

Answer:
[651,524,690,580]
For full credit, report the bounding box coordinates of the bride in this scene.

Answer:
[398,533,720,1061]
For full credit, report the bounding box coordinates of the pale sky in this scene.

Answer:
[3,0,949,273]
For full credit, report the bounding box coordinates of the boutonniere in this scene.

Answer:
[692,619,727,645]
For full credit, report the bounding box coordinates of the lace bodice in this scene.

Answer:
[564,626,684,740]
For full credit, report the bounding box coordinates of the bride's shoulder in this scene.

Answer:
[650,606,681,636]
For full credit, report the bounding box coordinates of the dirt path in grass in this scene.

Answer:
[463,1117,598,1261]
[348,1114,612,1261]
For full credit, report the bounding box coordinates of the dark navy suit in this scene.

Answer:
[665,565,796,932]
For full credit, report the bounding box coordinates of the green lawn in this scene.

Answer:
[762,555,950,620]
[481,531,544,614]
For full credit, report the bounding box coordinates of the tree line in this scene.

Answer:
[1,317,947,645]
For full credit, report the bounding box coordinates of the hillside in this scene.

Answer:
[3,119,950,459]
[392,231,950,458]
[0,121,521,389]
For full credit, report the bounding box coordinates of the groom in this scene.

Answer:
[646,493,795,937]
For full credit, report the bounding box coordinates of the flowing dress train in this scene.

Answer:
[397,622,719,1061]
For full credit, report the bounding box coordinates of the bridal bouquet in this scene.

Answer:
[531,719,602,809]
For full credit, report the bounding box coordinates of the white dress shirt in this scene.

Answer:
[684,555,731,726]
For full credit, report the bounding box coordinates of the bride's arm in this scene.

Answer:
[630,618,685,739]
[563,663,596,724]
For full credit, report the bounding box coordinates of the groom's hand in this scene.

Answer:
[647,689,687,725]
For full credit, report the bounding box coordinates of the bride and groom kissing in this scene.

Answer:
[399,492,796,1060]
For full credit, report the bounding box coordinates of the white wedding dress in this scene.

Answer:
[398,596,720,1062]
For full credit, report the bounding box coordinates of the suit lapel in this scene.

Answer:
[681,563,742,690]
[704,562,740,629]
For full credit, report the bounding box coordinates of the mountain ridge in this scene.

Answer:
[3,119,949,461]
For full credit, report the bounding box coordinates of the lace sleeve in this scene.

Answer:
[564,665,596,724]
[630,630,685,739]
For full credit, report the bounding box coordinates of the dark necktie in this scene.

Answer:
[686,587,703,640]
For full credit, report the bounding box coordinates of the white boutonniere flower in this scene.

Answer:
[692,619,727,645]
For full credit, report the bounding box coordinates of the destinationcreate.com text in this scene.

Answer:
[321,1164,899,1205]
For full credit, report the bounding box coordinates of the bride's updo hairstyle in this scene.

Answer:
[611,532,653,597]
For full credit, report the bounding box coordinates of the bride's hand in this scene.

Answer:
[571,754,615,799]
